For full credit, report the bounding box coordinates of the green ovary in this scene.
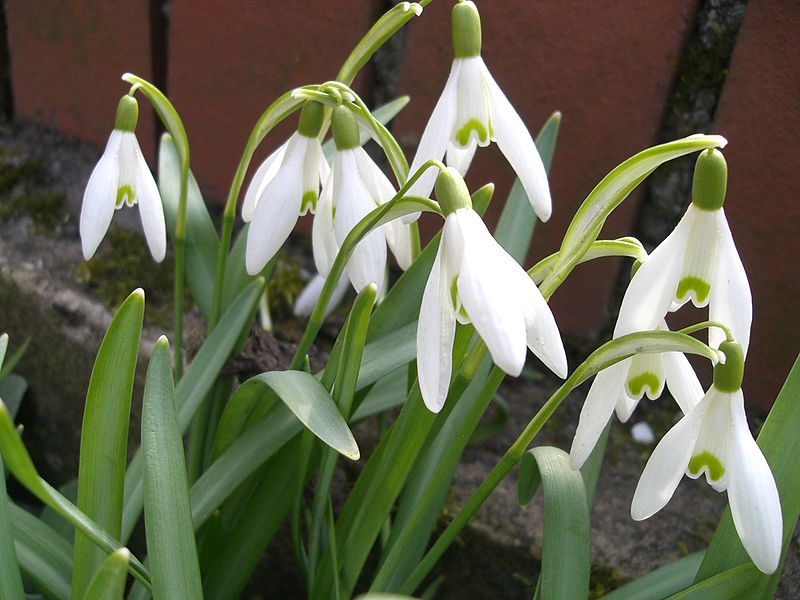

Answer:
[626,372,660,398]
[301,190,318,214]
[455,118,489,147]
[676,276,710,304]
[688,451,725,481]
[116,184,135,208]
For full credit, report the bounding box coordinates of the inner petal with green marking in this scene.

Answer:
[688,451,725,483]
[626,372,661,399]
[301,190,318,215]
[676,276,710,305]
[450,276,469,322]
[116,184,135,208]
[455,118,490,147]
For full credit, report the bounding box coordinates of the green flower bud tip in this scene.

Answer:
[713,339,744,392]
[331,106,359,150]
[692,148,727,211]
[298,101,325,138]
[452,0,481,58]
[435,167,473,215]
[114,95,139,132]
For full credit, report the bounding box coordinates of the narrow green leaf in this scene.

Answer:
[604,552,704,600]
[695,352,800,596]
[0,401,150,588]
[72,289,144,599]
[10,504,73,600]
[121,277,265,540]
[0,456,24,599]
[494,111,560,263]
[226,371,359,460]
[0,335,29,379]
[520,447,590,600]
[357,322,416,389]
[670,563,758,599]
[159,133,220,320]
[141,337,203,600]
[81,548,129,600]
[0,374,27,421]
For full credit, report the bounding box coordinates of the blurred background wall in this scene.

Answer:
[1,0,797,408]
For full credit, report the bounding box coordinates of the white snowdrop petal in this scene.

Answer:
[686,389,732,491]
[242,139,289,222]
[407,60,461,200]
[631,394,707,520]
[293,272,350,319]
[456,211,526,376]
[245,137,308,275]
[662,351,704,415]
[481,59,552,222]
[80,133,122,260]
[384,217,414,271]
[300,138,325,215]
[569,360,630,470]
[133,137,167,262]
[514,268,567,378]
[625,352,666,402]
[312,169,338,277]
[709,209,752,353]
[453,57,492,149]
[727,390,783,574]
[677,205,720,309]
[333,150,387,294]
[353,146,396,205]
[446,139,477,176]
[417,244,457,412]
[615,212,693,337]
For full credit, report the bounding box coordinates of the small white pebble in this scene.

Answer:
[631,422,655,444]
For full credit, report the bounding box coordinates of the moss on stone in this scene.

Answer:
[73,227,176,326]
[0,156,67,235]
[266,250,304,320]
[590,563,629,598]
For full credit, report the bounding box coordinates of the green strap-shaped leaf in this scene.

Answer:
[695,352,800,596]
[141,337,203,600]
[0,456,24,599]
[670,563,758,599]
[72,289,144,598]
[494,111,560,263]
[81,548,130,600]
[224,371,359,460]
[0,401,150,588]
[121,277,265,540]
[0,375,26,422]
[10,503,73,600]
[604,552,704,600]
[158,133,220,321]
[518,447,590,600]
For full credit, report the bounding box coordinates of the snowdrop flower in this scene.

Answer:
[406,0,551,221]
[417,167,566,412]
[312,106,413,297]
[616,149,751,352]
[293,273,351,319]
[245,102,329,274]
[632,340,782,574]
[569,322,704,469]
[80,95,166,261]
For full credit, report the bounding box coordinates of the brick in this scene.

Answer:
[4,1,156,158]
[395,1,698,338]
[711,0,800,408]
[167,0,380,209]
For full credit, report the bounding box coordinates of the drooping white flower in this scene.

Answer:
[80,95,166,261]
[312,106,413,298]
[631,341,782,574]
[245,102,330,275]
[293,273,351,319]
[569,322,704,469]
[615,149,751,352]
[406,0,551,222]
[417,167,566,412]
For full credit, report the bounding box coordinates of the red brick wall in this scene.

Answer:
[5,0,799,407]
